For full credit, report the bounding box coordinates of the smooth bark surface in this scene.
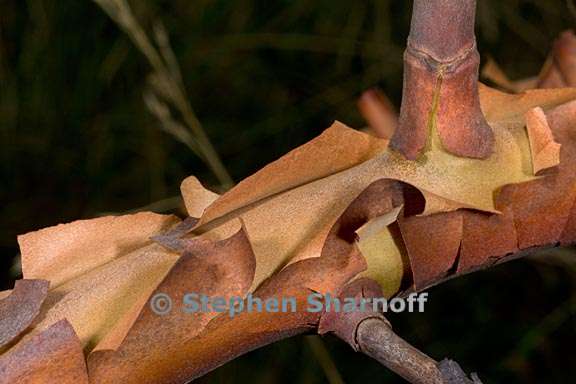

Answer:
[392,0,494,159]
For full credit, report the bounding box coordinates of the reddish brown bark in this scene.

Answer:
[392,0,494,159]
[538,30,576,88]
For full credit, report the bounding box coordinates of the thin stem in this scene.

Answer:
[357,318,443,384]
[356,318,482,384]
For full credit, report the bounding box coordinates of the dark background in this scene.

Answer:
[1,0,575,383]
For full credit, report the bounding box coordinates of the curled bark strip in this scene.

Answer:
[398,211,463,290]
[0,279,49,349]
[358,88,398,139]
[392,0,494,159]
[459,207,518,274]
[538,30,576,89]
[481,58,538,93]
[0,319,88,383]
[180,175,220,218]
[525,107,562,175]
[88,226,256,383]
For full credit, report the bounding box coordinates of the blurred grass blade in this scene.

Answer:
[91,0,234,189]
[306,336,346,384]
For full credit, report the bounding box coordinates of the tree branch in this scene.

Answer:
[317,277,484,384]
[356,317,444,384]
[356,318,482,384]
[392,0,494,159]
[324,243,574,384]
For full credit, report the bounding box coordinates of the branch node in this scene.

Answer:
[392,0,494,160]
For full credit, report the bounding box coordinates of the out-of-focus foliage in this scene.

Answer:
[0,1,575,383]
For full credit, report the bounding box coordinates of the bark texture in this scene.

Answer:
[392,0,494,159]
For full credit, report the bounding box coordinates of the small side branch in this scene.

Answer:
[356,318,482,384]
[319,279,482,384]
[356,318,443,384]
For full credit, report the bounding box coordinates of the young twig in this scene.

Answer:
[392,0,494,159]
[356,318,482,384]
[317,279,482,384]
